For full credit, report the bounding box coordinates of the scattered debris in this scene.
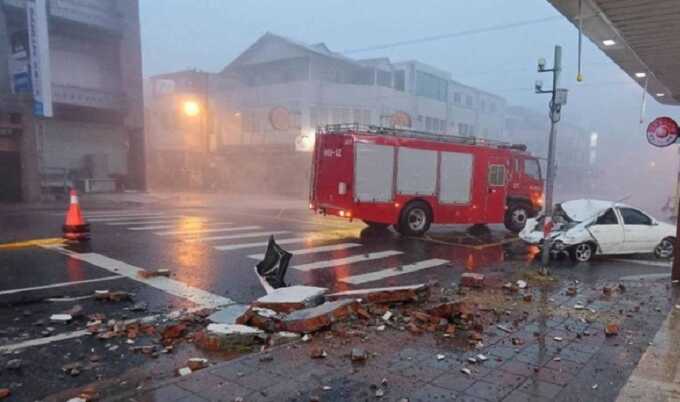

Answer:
[516,280,527,289]
[195,324,264,350]
[178,367,192,376]
[553,337,563,342]
[602,287,613,296]
[253,285,327,313]
[50,314,72,323]
[187,358,209,371]
[574,303,585,310]
[269,331,300,346]
[592,384,598,390]
[460,273,485,288]
[325,284,430,304]
[461,368,472,376]
[282,300,358,333]
[476,354,488,362]
[63,304,84,318]
[436,354,445,361]
[6,359,22,370]
[130,302,148,312]
[94,290,132,302]
[376,325,386,331]
[208,305,250,324]
[138,269,171,278]
[322,385,332,391]
[382,311,393,322]
[310,348,328,359]
[375,388,385,398]
[566,287,578,297]
[62,362,82,377]
[351,348,368,362]
[497,324,512,333]
[302,334,311,342]
[523,294,533,302]
[605,323,620,337]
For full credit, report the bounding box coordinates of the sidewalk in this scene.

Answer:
[99,276,678,402]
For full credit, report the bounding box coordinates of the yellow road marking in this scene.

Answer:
[0,238,64,250]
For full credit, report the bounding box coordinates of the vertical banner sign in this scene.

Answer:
[26,0,53,117]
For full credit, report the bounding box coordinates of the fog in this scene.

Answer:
[140,0,679,218]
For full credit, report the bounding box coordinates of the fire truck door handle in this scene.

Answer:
[488,188,494,194]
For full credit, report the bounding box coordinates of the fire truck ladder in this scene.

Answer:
[319,123,528,151]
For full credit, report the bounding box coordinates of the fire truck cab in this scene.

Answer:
[309,124,544,235]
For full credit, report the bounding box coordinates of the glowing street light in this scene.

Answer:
[183,100,201,117]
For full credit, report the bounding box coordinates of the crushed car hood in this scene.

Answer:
[560,199,625,223]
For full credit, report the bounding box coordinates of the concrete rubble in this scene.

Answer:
[252,285,327,313]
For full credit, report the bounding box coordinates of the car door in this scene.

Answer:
[587,208,625,254]
[618,207,657,252]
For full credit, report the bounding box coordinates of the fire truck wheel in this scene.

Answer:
[362,220,390,230]
[398,201,432,236]
[504,202,533,233]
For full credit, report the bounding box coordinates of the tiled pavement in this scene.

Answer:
[110,278,677,402]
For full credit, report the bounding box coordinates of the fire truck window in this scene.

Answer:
[488,165,505,186]
[524,159,541,180]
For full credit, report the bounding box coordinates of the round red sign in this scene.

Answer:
[647,116,679,147]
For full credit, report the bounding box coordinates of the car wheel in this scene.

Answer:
[569,242,595,263]
[654,237,675,259]
[397,201,432,237]
[504,202,533,233]
[362,220,390,230]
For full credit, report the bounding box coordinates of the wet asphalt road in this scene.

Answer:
[0,203,674,400]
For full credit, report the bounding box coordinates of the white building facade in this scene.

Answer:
[218,33,507,151]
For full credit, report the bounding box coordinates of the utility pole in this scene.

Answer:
[535,45,568,269]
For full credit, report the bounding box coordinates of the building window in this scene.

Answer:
[466,95,473,107]
[490,103,496,113]
[377,70,391,87]
[426,117,433,131]
[480,100,486,112]
[394,70,405,91]
[416,71,448,102]
[458,123,468,136]
[453,92,461,104]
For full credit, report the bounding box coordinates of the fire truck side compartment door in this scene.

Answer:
[397,148,437,195]
[355,142,395,202]
[439,151,473,204]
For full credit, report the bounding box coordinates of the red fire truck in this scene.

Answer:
[309,124,544,235]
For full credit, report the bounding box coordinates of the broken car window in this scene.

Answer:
[619,208,652,225]
[595,209,619,225]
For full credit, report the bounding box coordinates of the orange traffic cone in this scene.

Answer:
[62,188,90,242]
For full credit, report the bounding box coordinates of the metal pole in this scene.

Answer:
[541,45,562,267]
[673,188,680,283]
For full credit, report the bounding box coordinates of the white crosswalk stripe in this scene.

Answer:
[214,237,310,251]
[128,222,232,231]
[339,258,449,285]
[186,230,290,243]
[292,250,402,272]
[247,243,362,260]
[88,214,166,222]
[155,225,258,236]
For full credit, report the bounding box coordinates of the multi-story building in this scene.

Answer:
[146,33,507,195]
[0,0,144,202]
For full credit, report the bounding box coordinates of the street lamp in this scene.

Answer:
[183,100,201,117]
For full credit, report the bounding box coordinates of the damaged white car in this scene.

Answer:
[520,199,677,262]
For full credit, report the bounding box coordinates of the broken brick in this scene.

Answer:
[351,347,368,362]
[253,285,327,313]
[410,311,434,323]
[236,307,285,332]
[602,287,613,296]
[407,322,423,335]
[161,323,186,343]
[310,347,327,359]
[187,358,209,371]
[605,323,619,336]
[523,294,533,303]
[195,324,264,351]
[566,287,578,297]
[138,269,171,278]
[325,284,429,304]
[282,300,358,333]
[460,273,485,288]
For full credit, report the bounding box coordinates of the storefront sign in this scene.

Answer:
[26,0,53,117]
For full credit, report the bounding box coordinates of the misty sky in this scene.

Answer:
[140,0,680,212]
